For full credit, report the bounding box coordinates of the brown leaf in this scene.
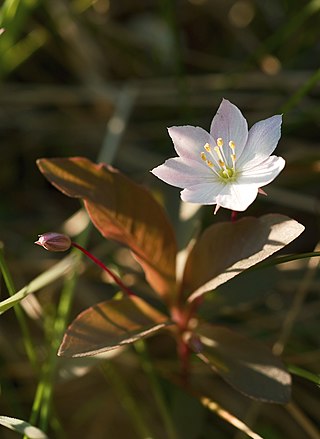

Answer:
[183,214,304,303]
[58,296,171,357]
[37,157,177,302]
[189,323,291,403]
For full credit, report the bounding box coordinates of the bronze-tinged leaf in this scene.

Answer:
[183,214,304,303]
[199,266,278,319]
[37,157,177,302]
[58,296,172,358]
[189,323,291,403]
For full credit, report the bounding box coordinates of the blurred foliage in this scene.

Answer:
[0,0,320,438]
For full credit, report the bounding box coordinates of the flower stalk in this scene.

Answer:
[35,233,135,298]
[70,242,135,297]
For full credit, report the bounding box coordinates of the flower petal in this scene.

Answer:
[210,99,248,158]
[151,157,213,188]
[239,155,285,187]
[168,126,215,161]
[180,181,224,204]
[237,115,282,170]
[216,183,259,211]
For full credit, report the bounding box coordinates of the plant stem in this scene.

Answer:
[231,211,238,222]
[71,242,135,297]
[170,305,192,386]
[178,335,191,387]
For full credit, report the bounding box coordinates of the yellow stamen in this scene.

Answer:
[229,140,235,150]
[201,152,207,161]
[219,160,225,167]
[217,138,223,147]
[206,160,213,167]
[204,143,211,152]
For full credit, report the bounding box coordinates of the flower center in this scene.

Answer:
[200,138,237,182]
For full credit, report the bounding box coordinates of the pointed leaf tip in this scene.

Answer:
[185,214,304,302]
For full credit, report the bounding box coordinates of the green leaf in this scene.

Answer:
[58,296,172,357]
[189,323,291,403]
[183,214,304,303]
[37,157,177,302]
[0,415,48,438]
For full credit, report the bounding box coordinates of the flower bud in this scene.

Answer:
[35,232,71,252]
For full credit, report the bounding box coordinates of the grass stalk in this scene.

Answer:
[135,340,178,439]
[100,361,155,439]
[287,365,320,386]
[0,243,38,371]
[280,67,320,113]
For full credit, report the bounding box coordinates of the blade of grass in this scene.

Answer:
[27,380,45,427]
[273,243,320,356]
[287,365,320,386]
[100,360,155,439]
[199,396,263,439]
[98,83,137,164]
[0,253,78,315]
[0,415,48,439]
[286,401,320,439]
[280,67,320,113]
[245,0,320,68]
[39,272,80,431]
[0,0,41,78]
[0,243,38,370]
[135,340,178,439]
[256,251,320,270]
[0,27,48,78]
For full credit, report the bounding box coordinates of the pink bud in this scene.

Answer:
[35,232,71,252]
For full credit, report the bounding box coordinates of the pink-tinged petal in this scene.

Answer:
[216,183,259,212]
[151,157,213,188]
[239,155,285,187]
[180,180,224,204]
[237,115,282,170]
[168,126,215,161]
[210,99,248,158]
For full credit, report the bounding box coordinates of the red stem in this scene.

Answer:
[231,210,238,223]
[171,304,195,386]
[178,335,191,386]
[71,242,135,297]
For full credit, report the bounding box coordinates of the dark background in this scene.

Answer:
[0,1,319,438]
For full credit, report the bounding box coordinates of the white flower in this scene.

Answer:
[151,99,285,213]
